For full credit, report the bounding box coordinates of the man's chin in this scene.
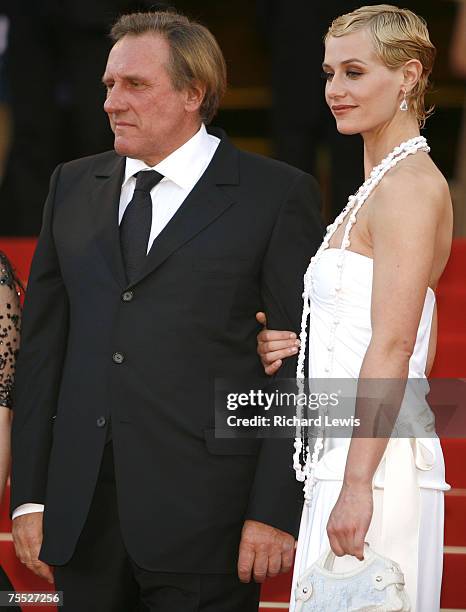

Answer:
[113,138,133,158]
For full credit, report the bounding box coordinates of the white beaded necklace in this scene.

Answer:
[293,136,430,505]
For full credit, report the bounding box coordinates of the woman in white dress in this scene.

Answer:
[256,5,452,611]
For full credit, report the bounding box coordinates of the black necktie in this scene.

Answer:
[120,170,163,284]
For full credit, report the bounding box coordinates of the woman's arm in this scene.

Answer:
[256,312,299,375]
[0,406,12,503]
[327,168,445,559]
[0,254,21,504]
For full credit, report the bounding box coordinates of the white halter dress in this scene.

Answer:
[290,138,449,612]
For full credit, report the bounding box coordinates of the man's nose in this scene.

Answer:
[103,86,127,114]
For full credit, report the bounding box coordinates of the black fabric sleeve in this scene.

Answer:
[10,164,70,513]
[245,172,324,537]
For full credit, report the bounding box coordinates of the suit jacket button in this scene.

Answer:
[112,352,124,364]
[122,291,133,302]
[96,416,106,427]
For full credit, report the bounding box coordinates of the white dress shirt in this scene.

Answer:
[120,124,220,251]
[12,124,220,520]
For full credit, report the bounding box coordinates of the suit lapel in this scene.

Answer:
[91,153,127,287]
[130,130,240,287]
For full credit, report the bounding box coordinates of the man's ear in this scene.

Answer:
[403,59,423,93]
[185,81,206,114]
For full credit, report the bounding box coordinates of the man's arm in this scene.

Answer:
[11,163,68,509]
[10,164,69,583]
[247,171,323,527]
[239,171,323,582]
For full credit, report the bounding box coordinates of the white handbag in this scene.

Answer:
[294,544,411,611]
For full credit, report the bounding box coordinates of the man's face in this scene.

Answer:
[102,33,195,164]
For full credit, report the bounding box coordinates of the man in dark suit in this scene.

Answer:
[10,10,323,612]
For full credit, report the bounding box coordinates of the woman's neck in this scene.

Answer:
[362,115,420,179]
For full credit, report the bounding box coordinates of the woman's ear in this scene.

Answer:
[403,59,423,93]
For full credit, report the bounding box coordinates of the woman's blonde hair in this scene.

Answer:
[325,4,436,127]
[110,11,227,125]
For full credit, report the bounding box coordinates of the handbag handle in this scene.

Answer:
[321,542,373,572]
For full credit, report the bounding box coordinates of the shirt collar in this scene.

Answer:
[123,124,216,191]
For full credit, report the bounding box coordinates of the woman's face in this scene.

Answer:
[323,28,405,135]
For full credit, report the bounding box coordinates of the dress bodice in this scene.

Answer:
[307,245,447,485]
[308,248,436,379]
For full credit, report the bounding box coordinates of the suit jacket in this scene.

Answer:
[11,128,323,572]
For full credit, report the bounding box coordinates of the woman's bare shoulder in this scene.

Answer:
[370,154,450,220]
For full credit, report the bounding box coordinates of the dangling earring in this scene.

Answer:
[400,90,408,112]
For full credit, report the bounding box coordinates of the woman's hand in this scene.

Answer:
[326,481,373,561]
[256,312,300,376]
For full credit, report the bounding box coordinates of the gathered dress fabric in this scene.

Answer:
[290,245,449,612]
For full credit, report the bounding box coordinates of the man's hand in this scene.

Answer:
[238,519,295,583]
[12,512,54,584]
